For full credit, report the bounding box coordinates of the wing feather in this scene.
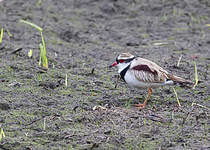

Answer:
[130,58,169,83]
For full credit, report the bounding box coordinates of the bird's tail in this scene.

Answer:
[167,74,194,87]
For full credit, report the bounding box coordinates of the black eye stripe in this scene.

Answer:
[125,57,135,63]
[116,57,135,64]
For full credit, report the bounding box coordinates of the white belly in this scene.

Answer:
[124,71,173,89]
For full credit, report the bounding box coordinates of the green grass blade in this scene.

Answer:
[20,19,43,32]
[28,49,33,58]
[40,31,48,69]
[6,29,13,37]
[0,128,5,142]
[39,43,43,66]
[36,0,42,7]
[40,32,46,52]
[1,128,5,137]
[0,28,3,44]
[20,19,48,69]
[173,87,181,107]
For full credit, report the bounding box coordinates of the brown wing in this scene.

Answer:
[130,58,169,83]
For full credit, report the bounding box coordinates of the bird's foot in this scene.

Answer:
[134,103,146,109]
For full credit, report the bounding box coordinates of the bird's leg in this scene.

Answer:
[134,88,152,109]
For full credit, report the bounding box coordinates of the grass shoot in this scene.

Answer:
[20,19,42,31]
[6,29,13,37]
[0,28,3,44]
[20,19,48,69]
[125,98,132,108]
[36,0,42,7]
[172,87,181,107]
[28,49,33,58]
[0,128,5,142]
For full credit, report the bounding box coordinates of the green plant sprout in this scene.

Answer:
[0,128,5,142]
[39,43,47,68]
[28,49,33,58]
[193,61,198,89]
[0,28,3,44]
[20,19,48,69]
[173,87,181,107]
[6,29,13,37]
[36,0,42,7]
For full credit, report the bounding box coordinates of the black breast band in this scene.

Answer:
[120,64,130,82]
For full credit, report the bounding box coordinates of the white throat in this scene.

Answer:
[117,62,131,74]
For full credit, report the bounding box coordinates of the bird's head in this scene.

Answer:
[110,52,135,73]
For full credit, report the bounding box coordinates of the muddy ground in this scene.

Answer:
[0,0,209,149]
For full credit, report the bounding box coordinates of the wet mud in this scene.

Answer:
[0,0,209,149]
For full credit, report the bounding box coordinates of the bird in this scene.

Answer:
[109,52,193,109]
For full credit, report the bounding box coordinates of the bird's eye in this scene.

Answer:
[119,59,125,63]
